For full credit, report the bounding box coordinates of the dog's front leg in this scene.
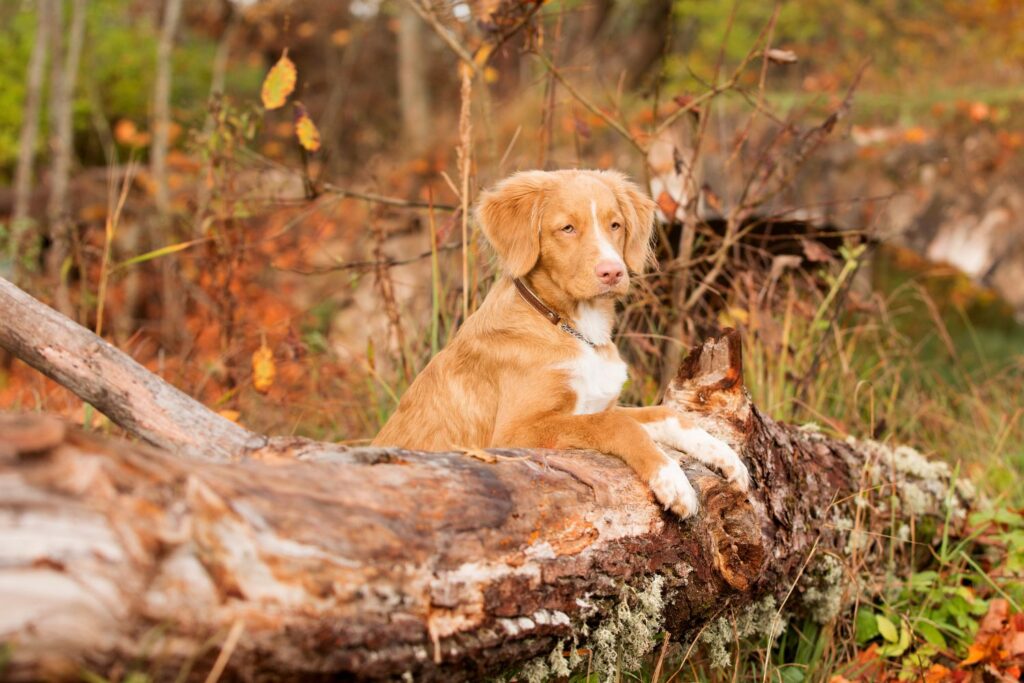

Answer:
[613,406,750,492]
[499,411,699,519]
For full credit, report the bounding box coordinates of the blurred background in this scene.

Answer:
[2,0,1023,479]
[0,1,1023,675]
[2,0,1023,469]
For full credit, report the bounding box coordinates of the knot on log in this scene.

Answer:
[691,473,766,591]
[665,328,755,442]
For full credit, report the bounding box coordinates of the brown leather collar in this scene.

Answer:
[513,277,561,325]
[512,278,599,348]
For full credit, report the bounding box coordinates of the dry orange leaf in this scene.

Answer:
[261,50,297,110]
[293,102,321,152]
[961,633,1004,666]
[252,345,276,394]
[923,664,951,683]
[656,191,680,220]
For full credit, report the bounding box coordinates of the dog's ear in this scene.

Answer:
[475,171,550,278]
[599,170,657,273]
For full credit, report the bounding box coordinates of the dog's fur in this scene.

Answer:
[372,169,749,517]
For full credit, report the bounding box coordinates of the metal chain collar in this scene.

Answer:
[559,321,597,348]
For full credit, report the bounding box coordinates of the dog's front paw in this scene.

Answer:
[673,425,750,493]
[725,456,751,492]
[648,462,699,519]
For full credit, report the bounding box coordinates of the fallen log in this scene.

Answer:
[0,276,971,681]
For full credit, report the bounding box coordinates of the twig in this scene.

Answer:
[404,0,482,77]
[457,68,474,319]
[203,619,245,683]
[480,1,545,64]
[533,50,645,155]
[280,243,461,276]
[321,182,457,211]
[651,630,672,683]
[238,148,456,211]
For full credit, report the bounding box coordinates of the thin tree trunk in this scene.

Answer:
[44,0,86,317]
[397,1,431,152]
[152,0,185,349]
[0,277,971,680]
[151,0,182,218]
[9,0,54,279]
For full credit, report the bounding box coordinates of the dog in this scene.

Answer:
[372,169,749,517]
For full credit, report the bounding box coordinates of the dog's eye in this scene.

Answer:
[611,222,622,231]
[561,225,576,234]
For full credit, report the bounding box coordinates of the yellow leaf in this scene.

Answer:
[293,102,321,152]
[473,43,493,67]
[261,49,297,110]
[876,615,899,643]
[218,409,241,423]
[717,305,749,328]
[252,345,276,394]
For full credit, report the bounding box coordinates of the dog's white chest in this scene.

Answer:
[559,346,628,415]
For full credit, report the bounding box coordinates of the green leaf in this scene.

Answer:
[917,622,947,648]
[877,614,899,643]
[112,238,207,272]
[877,624,912,658]
[774,667,805,683]
[909,571,939,590]
[856,609,880,644]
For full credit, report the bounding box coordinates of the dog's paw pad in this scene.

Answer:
[649,463,699,519]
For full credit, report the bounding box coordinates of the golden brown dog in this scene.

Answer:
[373,169,749,517]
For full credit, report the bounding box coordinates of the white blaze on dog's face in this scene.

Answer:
[476,169,656,302]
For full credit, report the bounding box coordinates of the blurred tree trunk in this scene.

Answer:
[397,1,431,152]
[44,0,87,317]
[625,0,673,88]
[151,0,185,349]
[10,0,54,280]
[321,24,362,174]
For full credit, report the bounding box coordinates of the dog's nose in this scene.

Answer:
[595,260,625,285]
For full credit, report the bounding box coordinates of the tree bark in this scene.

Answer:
[0,278,971,681]
[0,276,262,461]
[44,0,87,317]
[10,0,54,276]
[397,0,431,153]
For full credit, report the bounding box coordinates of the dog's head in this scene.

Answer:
[476,169,656,301]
